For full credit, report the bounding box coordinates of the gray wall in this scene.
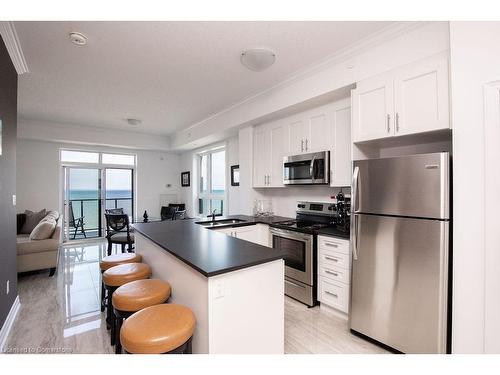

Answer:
[0,36,18,329]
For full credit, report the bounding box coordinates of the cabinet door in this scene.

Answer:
[352,73,394,142]
[269,123,286,187]
[214,227,234,236]
[308,109,333,152]
[394,54,450,136]
[233,226,259,243]
[288,119,306,154]
[331,103,352,187]
[252,126,270,188]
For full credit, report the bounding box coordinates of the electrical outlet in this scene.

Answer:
[214,281,224,299]
[12,194,16,206]
[6,280,10,295]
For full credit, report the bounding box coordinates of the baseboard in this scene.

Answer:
[0,296,20,353]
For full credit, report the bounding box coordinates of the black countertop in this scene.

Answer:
[132,215,291,277]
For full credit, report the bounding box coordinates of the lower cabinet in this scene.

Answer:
[317,235,350,314]
[214,224,270,247]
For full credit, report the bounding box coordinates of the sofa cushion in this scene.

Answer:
[21,209,47,234]
[29,218,56,240]
[16,236,59,255]
[17,213,27,235]
[42,210,59,222]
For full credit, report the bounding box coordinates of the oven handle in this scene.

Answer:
[285,279,306,289]
[270,227,312,241]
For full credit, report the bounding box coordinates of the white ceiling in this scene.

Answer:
[15,21,393,136]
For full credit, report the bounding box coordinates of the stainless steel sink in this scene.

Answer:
[196,219,246,227]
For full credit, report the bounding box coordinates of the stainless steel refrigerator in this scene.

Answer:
[349,152,450,354]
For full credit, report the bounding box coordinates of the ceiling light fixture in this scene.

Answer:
[126,118,141,126]
[240,48,276,72]
[69,32,88,46]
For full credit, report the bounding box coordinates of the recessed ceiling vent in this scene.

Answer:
[240,48,276,72]
[69,32,88,46]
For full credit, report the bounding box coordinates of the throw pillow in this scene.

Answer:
[17,213,27,235]
[29,218,56,240]
[21,209,47,234]
[42,210,59,222]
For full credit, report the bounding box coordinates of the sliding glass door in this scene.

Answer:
[64,167,102,240]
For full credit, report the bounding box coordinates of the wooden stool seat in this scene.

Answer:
[103,263,151,287]
[120,304,196,354]
[112,279,171,312]
[100,253,142,271]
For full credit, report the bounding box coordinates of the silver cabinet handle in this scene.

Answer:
[325,270,339,276]
[268,174,271,186]
[325,291,338,298]
[301,139,304,152]
[396,112,400,132]
[324,242,338,248]
[305,139,308,151]
[324,256,339,262]
[387,114,391,133]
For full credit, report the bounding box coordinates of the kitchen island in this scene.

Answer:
[133,217,286,354]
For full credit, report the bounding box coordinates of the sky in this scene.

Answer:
[69,168,132,191]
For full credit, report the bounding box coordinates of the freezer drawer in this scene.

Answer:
[353,152,449,219]
[349,214,449,353]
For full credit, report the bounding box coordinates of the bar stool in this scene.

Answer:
[102,263,151,345]
[120,304,196,354]
[99,253,142,313]
[112,279,172,354]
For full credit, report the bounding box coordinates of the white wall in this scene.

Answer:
[16,139,180,218]
[449,21,500,354]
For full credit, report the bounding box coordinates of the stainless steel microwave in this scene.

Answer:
[283,151,330,185]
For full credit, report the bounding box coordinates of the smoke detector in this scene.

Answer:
[69,32,87,46]
[240,48,276,72]
[126,118,141,126]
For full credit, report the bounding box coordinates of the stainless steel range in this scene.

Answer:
[270,198,350,307]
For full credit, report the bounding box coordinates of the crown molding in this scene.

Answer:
[0,21,28,74]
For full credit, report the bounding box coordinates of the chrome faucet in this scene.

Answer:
[210,209,217,222]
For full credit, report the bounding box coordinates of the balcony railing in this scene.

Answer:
[67,198,133,240]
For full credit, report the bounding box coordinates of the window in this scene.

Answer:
[61,150,99,164]
[198,148,226,216]
[102,153,135,166]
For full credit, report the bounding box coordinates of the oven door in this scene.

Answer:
[283,151,329,185]
[270,227,313,286]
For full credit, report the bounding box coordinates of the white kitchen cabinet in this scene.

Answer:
[351,53,450,143]
[213,224,270,247]
[393,54,450,136]
[287,104,333,154]
[252,126,270,188]
[253,121,287,188]
[317,235,350,314]
[351,73,394,142]
[330,99,352,187]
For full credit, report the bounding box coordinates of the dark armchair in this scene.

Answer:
[104,213,134,256]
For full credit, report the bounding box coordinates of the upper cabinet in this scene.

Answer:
[253,120,288,188]
[252,99,351,188]
[287,108,333,154]
[352,53,450,143]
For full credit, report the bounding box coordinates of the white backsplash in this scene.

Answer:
[253,185,350,218]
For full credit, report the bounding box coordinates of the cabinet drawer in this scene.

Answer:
[318,249,350,269]
[318,277,349,313]
[319,264,350,284]
[318,236,349,255]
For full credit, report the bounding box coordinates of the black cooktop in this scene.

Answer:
[270,219,349,237]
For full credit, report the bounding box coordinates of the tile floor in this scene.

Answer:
[5,240,387,354]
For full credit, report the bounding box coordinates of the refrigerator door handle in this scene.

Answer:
[352,166,360,260]
[352,166,360,213]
